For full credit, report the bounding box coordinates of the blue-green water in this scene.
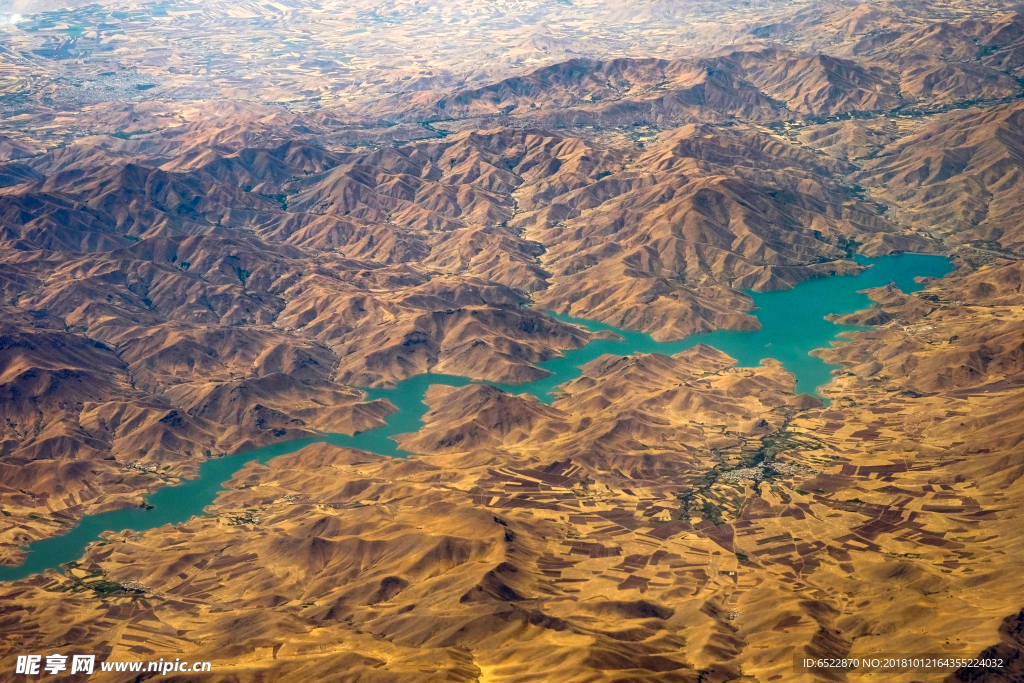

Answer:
[0,254,950,582]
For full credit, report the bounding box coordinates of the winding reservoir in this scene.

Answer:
[0,254,951,582]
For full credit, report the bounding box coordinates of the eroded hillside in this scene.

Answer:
[1,0,1024,681]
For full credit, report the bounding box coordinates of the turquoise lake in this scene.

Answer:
[0,253,951,582]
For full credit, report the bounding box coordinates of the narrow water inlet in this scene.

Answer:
[0,253,951,582]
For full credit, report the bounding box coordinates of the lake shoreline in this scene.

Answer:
[0,253,952,583]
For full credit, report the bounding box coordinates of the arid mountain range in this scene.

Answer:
[2,0,1024,681]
